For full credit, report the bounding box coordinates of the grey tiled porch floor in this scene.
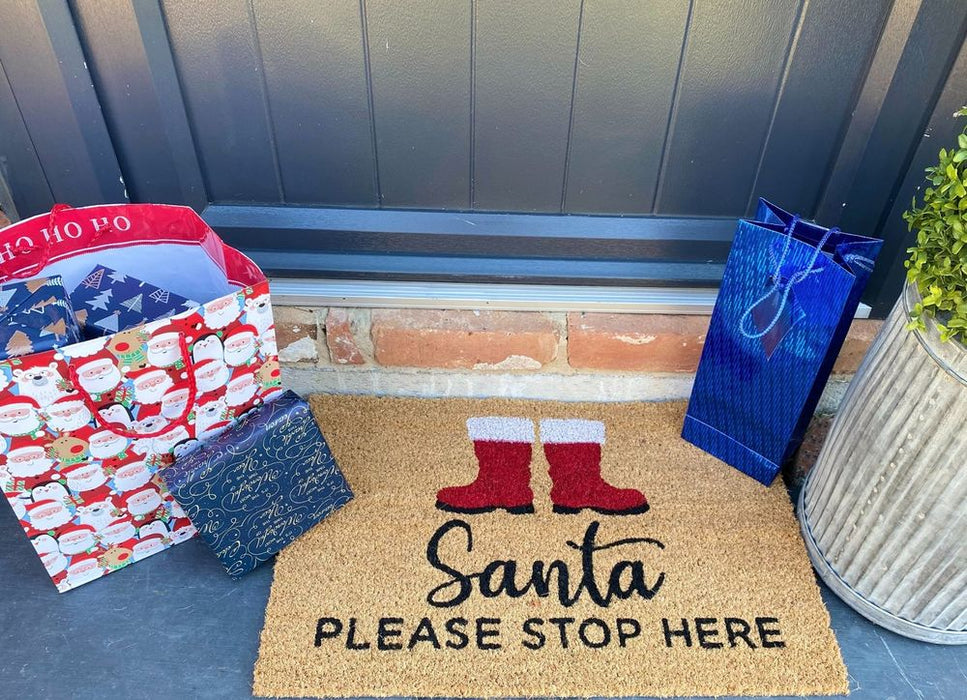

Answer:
[1,502,964,699]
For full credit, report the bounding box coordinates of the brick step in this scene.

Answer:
[275,305,880,375]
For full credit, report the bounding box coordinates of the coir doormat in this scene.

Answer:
[254,397,846,698]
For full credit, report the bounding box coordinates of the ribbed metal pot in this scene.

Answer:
[799,283,967,644]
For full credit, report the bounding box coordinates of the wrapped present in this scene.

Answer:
[0,276,82,359]
[161,390,353,577]
[70,265,196,336]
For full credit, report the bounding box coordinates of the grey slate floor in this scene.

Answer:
[1,498,964,699]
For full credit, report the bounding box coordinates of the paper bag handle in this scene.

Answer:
[69,333,198,439]
[0,204,116,281]
[739,216,837,340]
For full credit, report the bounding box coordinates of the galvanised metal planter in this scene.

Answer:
[799,282,967,644]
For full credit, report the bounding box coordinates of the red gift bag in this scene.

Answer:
[0,204,282,591]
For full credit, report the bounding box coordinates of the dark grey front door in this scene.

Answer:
[1,0,965,315]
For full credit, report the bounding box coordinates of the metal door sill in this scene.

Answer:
[269,278,872,318]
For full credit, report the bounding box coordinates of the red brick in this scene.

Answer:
[0,210,10,229]
[371,309,559,369]
[325,308,365,365]
[832,319,882,373]
[567,313,709,372]
[274,306,318,363]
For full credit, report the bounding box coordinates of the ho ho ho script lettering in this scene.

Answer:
[0,215,132,264]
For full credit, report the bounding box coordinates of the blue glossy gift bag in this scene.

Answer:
[682,199,882,484]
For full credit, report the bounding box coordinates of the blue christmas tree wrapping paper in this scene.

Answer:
[0,275,82,359]
[70,265,197,336]
[161,390,354,578]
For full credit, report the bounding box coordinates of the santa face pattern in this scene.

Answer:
[73,358,122,396]
[160,388,190,420]
[63,462,108,492]
[6,445,53,477]
[146,332,181,368]
[223,328,257,367]
[0,282,277,592]
[193,359,231,395]
[132,369,173,404]
[0,402,44,437]
[46,398,93,432]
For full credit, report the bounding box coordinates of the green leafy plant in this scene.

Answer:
[903,107,967,343]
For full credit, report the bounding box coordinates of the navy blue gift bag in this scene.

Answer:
[682,199,882,484]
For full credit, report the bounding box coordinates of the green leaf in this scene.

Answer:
[903,108,967,344]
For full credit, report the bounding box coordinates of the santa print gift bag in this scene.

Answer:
[682,199,882,485]
[0,204,283,592]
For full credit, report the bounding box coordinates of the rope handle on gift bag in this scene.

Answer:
[68,332,198,439]
[739,215,837,340]
[0,204,118,281]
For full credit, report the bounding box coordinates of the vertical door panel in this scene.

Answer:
[253,0,377,206]
[162,0,281,202]
[366,0,472,209]
[565,0,690,214]
[655,0,801,216]
[837,0,967,236]
[0,61,54,217]
[473,0,582,212]
[751,0,893,217]
[0,1,125,206]
[868,36,967,313]
[73,0,206,209]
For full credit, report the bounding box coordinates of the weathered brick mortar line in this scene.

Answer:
[279,364,852,413]
[568,312,709,372]
[315,308,331,366]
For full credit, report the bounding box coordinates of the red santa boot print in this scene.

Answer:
[436,417,535,515]
[540,418,649,515]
